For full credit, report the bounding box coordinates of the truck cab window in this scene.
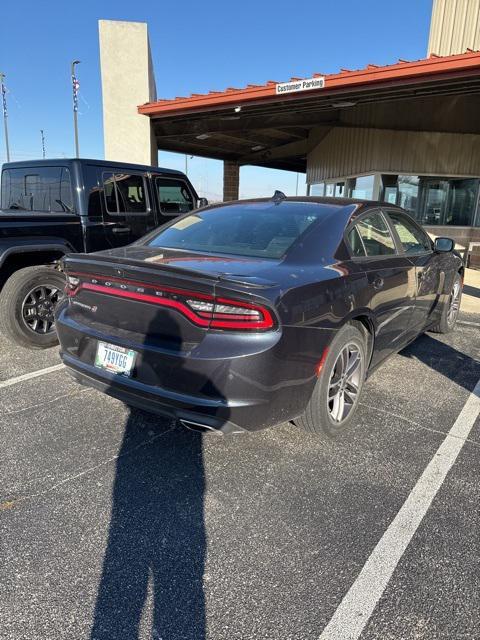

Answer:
[103,172,148,214]
[156,178,194,215]
[1,167,73,213]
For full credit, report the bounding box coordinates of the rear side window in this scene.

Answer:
[156,178,194,215]
[388,212,432,254]
[354,211,396,257]
[103,172,148,213]
[146,203,324,259]
[347,226,366,257]
[1,167,73,213]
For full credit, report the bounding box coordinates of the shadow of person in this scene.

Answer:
[90,308,229,640]
[399,331,480,392]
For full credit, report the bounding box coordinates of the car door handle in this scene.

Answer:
[372,277,384,290]
[112,226,131,235]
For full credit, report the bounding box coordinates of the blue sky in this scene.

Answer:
[0,0,433,200]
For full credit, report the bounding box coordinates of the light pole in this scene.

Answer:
[0,73,10,162]
[40,129,46,159]
[185,154,193,176]
[71,60,81,157]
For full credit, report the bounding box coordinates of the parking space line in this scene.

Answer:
[319,377,480,640]
[0,364,64,390]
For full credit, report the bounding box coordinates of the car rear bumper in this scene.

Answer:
[61,354,248,434]
[56,306,335,433]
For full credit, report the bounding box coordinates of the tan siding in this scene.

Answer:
[307,127,480,183]
[428,0,480,56]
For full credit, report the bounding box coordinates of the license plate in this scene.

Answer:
[94,342,137,377]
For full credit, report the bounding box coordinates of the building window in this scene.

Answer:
[446,179,478,226]
[312,181,345,197]
[310,183,325,196]
[349,175,375,200]
[380,175,479,226]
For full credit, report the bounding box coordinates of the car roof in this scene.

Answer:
[1,158,186,176]
[205,195,402,210]
[203,196,405,223]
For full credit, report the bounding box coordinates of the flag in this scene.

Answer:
[72,75,80,112]
[1,81,7,118]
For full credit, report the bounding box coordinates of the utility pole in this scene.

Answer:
[0,73,11,162]
[185,154,193,176]
[40,129,46,159]
[295,172,299,196]
[71,60,81,157]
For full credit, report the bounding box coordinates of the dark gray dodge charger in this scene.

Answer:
[55,194,463,437]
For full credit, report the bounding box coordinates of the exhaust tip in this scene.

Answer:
[179,419,223,435]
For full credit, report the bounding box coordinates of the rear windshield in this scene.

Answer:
[145,203,324,259]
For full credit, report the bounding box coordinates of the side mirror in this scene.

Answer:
[434,237,454,253]
[197,197,208,209]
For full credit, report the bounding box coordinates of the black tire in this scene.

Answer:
[0,266,66,349]
[296,323,367,438]
[429,272,462,334]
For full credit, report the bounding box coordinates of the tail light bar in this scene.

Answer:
[66,273,275,331]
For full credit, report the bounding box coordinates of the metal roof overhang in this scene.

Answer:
[138,51,480,172]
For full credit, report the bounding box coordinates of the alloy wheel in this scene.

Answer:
[21,285,61,335]
[327,343,363,424]
[447,279,461,327]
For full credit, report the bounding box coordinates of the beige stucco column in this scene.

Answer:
[99,20,157,166]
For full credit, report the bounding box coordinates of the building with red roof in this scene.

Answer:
[99,0,480,262]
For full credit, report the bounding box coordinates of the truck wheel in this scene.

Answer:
[0,266,66,349]
[296,324,367,439]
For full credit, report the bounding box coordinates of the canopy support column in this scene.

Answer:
[223,160,239,201]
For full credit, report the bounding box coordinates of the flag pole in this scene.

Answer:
[0,73,11,162]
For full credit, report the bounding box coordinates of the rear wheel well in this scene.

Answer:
[349,315,374,367]
[0,251,65,292]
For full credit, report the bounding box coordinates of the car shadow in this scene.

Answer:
[90,312,228,640]
[398,331,480,392]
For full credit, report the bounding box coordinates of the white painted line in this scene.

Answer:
[0,363,65,390]
[458,319,480,328]
[319,377,480,640]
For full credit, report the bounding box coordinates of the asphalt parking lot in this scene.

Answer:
[1,312,480,639]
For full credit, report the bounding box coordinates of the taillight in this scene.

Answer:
[66,272,275,331]
[187,296,274,330]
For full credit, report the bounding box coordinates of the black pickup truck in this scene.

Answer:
[0,158,205,348]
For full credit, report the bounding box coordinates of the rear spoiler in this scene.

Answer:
[62,253,277,289]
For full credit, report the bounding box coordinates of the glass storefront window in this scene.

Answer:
[397,176,419,215]
[310,183,325,196]
[350,175,374,199]
[313,182,345,197]
[325,183,335,197]
[381,175,479,227]
[446,179,478,226]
